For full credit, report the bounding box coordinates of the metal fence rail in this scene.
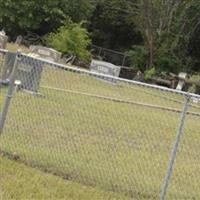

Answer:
[0,50,200,199]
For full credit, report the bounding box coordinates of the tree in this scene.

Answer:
[89,0,142,51]
[0,0,95,38]
[134,0,200,72]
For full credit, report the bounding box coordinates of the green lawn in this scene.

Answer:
[0,45,200,199]
[0,156,128,200]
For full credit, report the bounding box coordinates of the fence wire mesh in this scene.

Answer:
[0,51,200,199]
[165,103,200,199]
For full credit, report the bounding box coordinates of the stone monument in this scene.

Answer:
[176,72,188,91]
[16,55,43,92]
[16,46,62,93]
[29,45,62,62]
[90,59,121,82]
[0,30,8,49]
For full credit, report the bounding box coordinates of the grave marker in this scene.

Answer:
[16,46,61,93]
[176,72,188,91]
[0,31,8,49]
[90,59,121,82]
[16,55,43,93]
[1,46,61,93]
[30,45,62,62]
[15,35,23,45]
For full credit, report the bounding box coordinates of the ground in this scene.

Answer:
[0,43,200,199]
[0,156,128,200]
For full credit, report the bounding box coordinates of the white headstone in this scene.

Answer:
[0,31,8,49]
[176,72,188,91]
[90,59,121,83]
[29,45,62,62]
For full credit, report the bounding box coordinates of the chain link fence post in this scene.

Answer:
[159,94,191,200]
[0,51,21,135]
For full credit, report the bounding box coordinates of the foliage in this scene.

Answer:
[46,21,91,61]
[154,50,182,74]
[127,45,148,71]
[188,74,200,93]
[0,0,95,37]
[135,0,200,73]
[89,0,142,51]
[0,0,199,75]
[144,67,156,80]
[66,0,97,23]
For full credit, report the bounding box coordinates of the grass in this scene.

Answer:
[0,156,128,200]
[5,43,30,53]
[0,43,200,199]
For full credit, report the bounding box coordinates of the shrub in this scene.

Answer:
[155,52,182,74]
[144,67,156,80]
[46,21,91,61]
[127,45,149,71]
[188,74,200,94]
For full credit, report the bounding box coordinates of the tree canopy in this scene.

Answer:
[0,0,199,74]
[0,0,95,36]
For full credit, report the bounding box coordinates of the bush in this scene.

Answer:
[144,67,156,80]
[127,45,149,71]
[188,74,200,94]
[155,52,182,74]
[46,21,91,61]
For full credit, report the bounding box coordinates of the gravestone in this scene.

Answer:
[90,59,121,82]
[16,46,61,93]
[1,46,62,93]
[15,35,23,45]
[0,52,42,93]
[0,31,8,49]
[16,55,43,92]
[1,52,16,82]
[29,45,62,62]
[176,72,188,91]
[134,70,144,82]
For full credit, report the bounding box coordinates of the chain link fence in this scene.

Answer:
[0,50,200,199]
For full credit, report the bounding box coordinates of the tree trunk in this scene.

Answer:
[142,0,154,69]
